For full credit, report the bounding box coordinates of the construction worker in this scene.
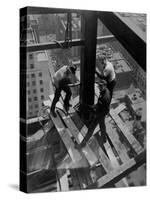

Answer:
[51,64,79,117]
[75,79,111,149]
[96,55,116,98]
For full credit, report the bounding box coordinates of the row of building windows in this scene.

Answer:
[29,64,47,70]
[29,54,33,60]
[29,102,44,109]
[29,104,39,109]
[27,88,44,95]
[27,80,43,87]
[30,64,34,69]
[28,95,44,102]
[27,72,43,78]
[29,110,39,117]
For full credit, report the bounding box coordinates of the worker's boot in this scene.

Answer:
[50,108,57,118]
[101,133,107,143]
[64,102,72,112]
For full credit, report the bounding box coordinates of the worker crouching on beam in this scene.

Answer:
[75,80,111,149]
[51,64,80,118]
[96,54,116,98]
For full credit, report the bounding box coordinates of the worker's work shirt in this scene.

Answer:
[53,65,71,88]
[96,88,111,115]
[103,61,116,82]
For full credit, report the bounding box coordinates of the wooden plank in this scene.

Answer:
[26,144,51,155]
[47,96,125,187]
[114,104,126,115]
[89,136,126,188]
[105,117,130,163]
[97,158,135,188]
[70,169,81,190]
[89,138,113,172]
[110,109,143,155]
[49,95,99,166]
[104,140,129,187]
[43,101,84,165]
[104,141,120,169]
[87,150,146,188]
[57,155,72,170]
[59,109,98,166]
[71,87,130,187]
[61,95,126,188]
[89,138,129,187]
[57,171,69,191]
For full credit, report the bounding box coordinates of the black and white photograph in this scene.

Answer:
[20,6,146,193]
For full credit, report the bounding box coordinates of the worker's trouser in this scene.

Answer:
[107,78,116,98]
[81,106,108,146]
[51,85,72,112]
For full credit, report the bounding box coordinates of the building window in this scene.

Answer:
[39,80,43,85]
[27,82,30,87]
[35,104,38,108]
[31,73,35,78]
[35,110,39,115]
[29,105,33,110]
[30,64,34,69]
[39,72,42,77]
[29,112,33,115]
[40,88,44,92]
[28,90,30,95]
[34,96,38,101]
[28,98,32,102]
[41,95,44,100]
[29,54,33,60]
[32,81,36,86]
[33,89,36,94]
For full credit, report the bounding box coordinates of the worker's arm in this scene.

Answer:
[95,70,108,82]
[67,72,80,87]
[95,69,105,79]
[53,77,59,88]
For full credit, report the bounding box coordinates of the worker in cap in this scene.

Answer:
[51,64,79,117]
[96,54,116,98]
[69,64,77,74]
[75,79,111,149]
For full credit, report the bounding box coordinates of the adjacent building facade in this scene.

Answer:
[26,16,52,119]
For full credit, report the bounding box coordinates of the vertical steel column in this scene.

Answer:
[80,11,97,120]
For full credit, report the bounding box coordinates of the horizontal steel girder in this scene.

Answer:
[21,35,115,52]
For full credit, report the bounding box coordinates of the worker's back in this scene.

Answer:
[103,61,116,82]
[97,87,111,114]
[53,65,69,87]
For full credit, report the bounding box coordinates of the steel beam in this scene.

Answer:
[21,35,115,52]
[98,12,146,71]
[80,12,97,119]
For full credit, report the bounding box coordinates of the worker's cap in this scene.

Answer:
[69,65,77,74]
[98,79,107,86]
